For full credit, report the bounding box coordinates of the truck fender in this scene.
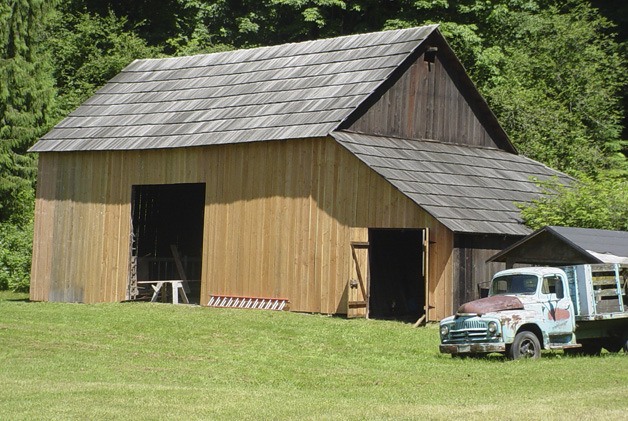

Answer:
[512,323,545,348]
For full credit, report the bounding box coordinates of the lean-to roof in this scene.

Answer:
[333,131,571,236]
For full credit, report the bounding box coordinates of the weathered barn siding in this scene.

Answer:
[31,137,453,319]
[347,36,504,150]
[451,234,520,310]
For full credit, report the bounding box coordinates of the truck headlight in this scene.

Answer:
[440,325,449,337]
[487,321,498,336]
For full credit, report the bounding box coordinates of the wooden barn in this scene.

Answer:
[29,25,570,321]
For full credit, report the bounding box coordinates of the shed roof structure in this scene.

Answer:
[333,132,565,235]
[489,226,628,265]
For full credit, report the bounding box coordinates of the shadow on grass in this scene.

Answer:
[447,350,577,362]
[0,292,31,302]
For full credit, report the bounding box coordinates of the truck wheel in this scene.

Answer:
[509,331,541,360]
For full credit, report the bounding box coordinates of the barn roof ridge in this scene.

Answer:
[128,25,439,69]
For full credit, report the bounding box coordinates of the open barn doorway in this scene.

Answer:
[368,228,426,322]
[128,183,205,304]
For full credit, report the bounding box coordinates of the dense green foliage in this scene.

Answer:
[0,1,626,290]
[0,219,33,291]
[0,0,56,291]
[49,9,159,116]
[1,298,627,419]
[519,176,628,231]
[474,3,626,176]
[0,0,55,221]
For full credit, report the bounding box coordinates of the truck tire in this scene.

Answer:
[508,331,541,360]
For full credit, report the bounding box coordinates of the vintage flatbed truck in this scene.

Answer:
[439,264,628,359]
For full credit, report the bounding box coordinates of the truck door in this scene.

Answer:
[541,274,575,336]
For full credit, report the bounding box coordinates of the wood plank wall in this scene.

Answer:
[451,234,521,310]
[30,137,454,319]
[349,47,498,149]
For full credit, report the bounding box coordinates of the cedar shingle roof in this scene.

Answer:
[30,25,438,152]
[333,131,571,236]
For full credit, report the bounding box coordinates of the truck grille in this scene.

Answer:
[449,318,488,342]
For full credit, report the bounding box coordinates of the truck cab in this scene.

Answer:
[439,267,579,359]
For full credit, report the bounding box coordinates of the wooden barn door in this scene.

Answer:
[348,228,369,318]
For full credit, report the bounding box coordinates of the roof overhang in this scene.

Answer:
[488,226,628,265]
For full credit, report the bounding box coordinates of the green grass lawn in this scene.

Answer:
[1,291,626,420]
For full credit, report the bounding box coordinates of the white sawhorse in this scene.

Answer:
[149,280,189,304]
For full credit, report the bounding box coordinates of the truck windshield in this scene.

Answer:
[490,274,538,295]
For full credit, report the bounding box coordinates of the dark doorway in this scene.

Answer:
[368,229,425,321]
[129,183,205,304]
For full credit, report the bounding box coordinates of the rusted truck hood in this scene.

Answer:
[457,295,524,315]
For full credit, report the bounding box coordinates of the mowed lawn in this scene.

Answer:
[1,292,626,420]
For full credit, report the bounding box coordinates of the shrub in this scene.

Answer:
[0,220,33,292]
[518,175,628,231]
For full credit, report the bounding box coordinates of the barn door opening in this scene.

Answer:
[368,228,426,322]
[128,183,205,304]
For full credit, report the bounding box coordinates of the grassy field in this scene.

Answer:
[1,291,627,420]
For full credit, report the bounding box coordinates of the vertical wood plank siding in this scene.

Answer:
[349,52,497,149]
[30,137,453,320]
[451,234,522,310]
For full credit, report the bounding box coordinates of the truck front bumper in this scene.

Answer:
[440,342,506,355]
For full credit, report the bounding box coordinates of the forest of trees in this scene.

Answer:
[1,0,626,291]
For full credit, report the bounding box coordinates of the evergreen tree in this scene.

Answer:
[0,0,56,223]
[0,0,56,291]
